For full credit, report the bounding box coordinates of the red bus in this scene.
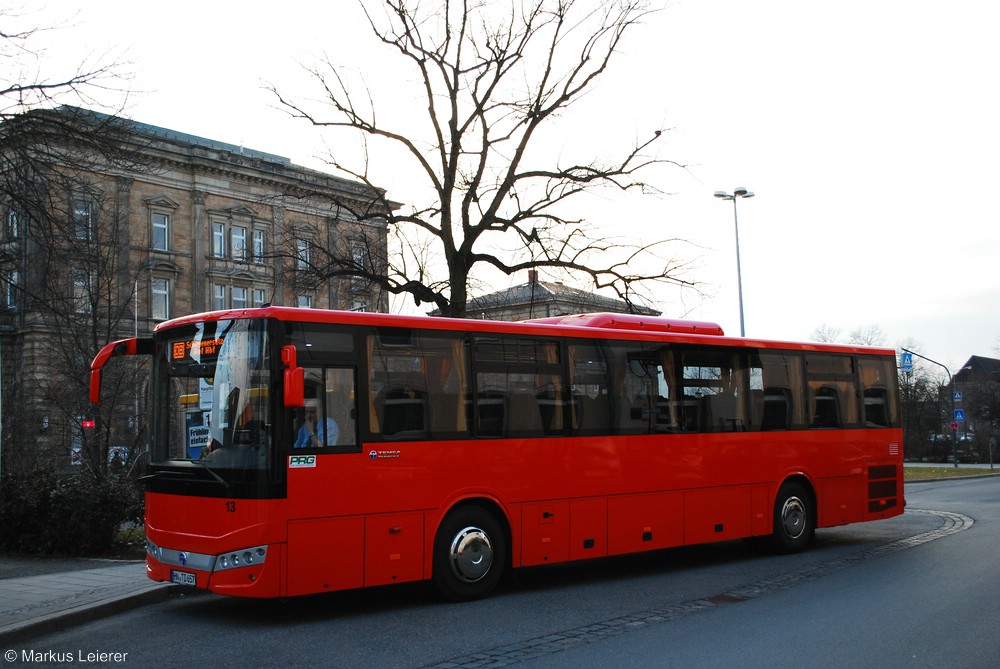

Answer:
[90,308,903,601]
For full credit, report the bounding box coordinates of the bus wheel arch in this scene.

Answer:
[432,500,510,602]
[770,476,816,554]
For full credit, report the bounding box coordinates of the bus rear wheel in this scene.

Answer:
[433,506,506,602]
[771,481,814,553]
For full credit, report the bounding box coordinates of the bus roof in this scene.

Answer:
[522,312,724,335]
[153,308,896,357]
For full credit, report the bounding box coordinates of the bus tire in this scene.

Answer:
[771,481,814,553]
[432,505,506,602]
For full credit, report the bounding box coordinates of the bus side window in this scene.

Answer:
[610,344,662,435]
[680,348,746,433]
[325,367,357,447]
[859,356,896,427]
[568,341,612,435]
[751,351,806,430]
[805,354,859,429]
[471,335,564,438]
[294,370,326,447]
[294,367,357,450]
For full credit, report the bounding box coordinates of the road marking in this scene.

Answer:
[423,509,972,668]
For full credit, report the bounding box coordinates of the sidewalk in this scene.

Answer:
[0,556,175,646]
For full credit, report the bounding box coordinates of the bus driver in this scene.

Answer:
[294,398,338,448]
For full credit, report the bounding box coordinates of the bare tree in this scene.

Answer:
[20,172,150,480]
[0,10,145,480]
[894,336,952,461]
[810,323,885,347]
[810,324,842,343]
[848,324,886,347]
[271,0,694,317]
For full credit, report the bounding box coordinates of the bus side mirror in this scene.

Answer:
[89,369,104,404]
[90,338,153,404]
[282,345,304,408]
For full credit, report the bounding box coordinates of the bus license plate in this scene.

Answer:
[171,569,197,586]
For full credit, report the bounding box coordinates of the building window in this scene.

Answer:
[297,294,313,309]
[253,288,267,308]
[73,200,93,241]
[212,223,226,258]
[296,239,311,269]
[6,207,19,240]
[232,286,248,310]
[71,269,91,313]
[253,230,266,264]
[213,284,226,311]
[151,278,170,320]
[231,226,247,261]
[2,270,18,308]
[152,213,169,251]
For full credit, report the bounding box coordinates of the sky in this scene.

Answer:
[20,0,1000,376]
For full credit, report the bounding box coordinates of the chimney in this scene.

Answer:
[528,269,538,284]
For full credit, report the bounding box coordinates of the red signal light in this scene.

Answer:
[81,420,96,429]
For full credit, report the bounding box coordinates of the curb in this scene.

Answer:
[0,585,178,647]
[905,472,1000,484]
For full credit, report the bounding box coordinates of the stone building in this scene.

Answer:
[952,355,1000,462]
[0,108,391,471]
[460,270,660,322]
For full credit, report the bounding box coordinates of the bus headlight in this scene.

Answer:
[215,545,268,571]
[146,539,163,562]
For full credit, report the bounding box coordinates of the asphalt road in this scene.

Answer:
[6,476,999,668]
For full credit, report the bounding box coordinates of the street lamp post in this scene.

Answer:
[903,347,958,468]
[714,187,754,337]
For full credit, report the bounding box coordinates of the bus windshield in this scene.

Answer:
[152,318,272,470]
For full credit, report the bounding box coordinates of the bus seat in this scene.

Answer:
[508,390,543,435]
[810,386,840,429]
[702,392,742,432]
[761,388,791,430]
[574,394,610,433]
[864,388,888,427]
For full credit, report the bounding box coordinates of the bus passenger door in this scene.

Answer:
[285,366,363,596]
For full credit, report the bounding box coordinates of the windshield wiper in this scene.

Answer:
[193,459,231,490]
[139,468,183,483]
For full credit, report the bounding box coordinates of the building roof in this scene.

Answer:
[47,105,290,165]
[128,118,291,166]
[463,275,659,318]
[955,355,1000,383]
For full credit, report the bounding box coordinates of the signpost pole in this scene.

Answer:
[902,348,958,468]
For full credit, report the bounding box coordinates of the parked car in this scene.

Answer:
[926,433,952,463]
[955,433,979,463]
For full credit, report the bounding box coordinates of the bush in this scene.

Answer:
[0,465,144,556]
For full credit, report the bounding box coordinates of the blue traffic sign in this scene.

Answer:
[900,352,914,372]
[953,409,966,422]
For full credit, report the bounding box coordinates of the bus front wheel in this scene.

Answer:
[433,506,506,602]
[771,481,814,553]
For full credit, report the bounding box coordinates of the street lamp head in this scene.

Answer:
[715,188,754,200]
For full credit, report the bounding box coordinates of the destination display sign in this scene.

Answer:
[170,337,225,361]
